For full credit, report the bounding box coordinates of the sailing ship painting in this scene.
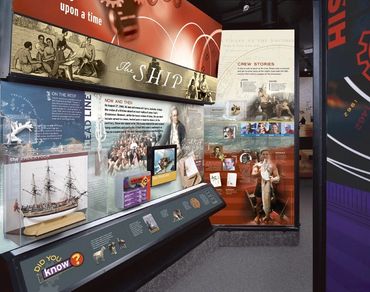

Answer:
[13,153,88,227]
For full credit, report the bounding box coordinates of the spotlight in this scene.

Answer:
[243,4,250,12]
[241,0,254,13]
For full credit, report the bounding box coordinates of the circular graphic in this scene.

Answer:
[70,252,84,267]
[326,11,370,192]
[190,198,201,208]
[240,153,252,164]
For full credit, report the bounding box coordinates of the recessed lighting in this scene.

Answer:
[243,4,250,12]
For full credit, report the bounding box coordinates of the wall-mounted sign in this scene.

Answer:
[204,29,297,227]
[12,0,222,76]
[10,14,217,103]
[325,0,370,290]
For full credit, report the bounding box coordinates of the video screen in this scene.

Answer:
[148,145,177,186]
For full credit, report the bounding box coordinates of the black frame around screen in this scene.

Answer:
[147,144,177,186]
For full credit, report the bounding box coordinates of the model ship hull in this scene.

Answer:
[23,206,79,227]
[21,199,79,218]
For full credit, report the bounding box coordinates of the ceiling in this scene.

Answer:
[188,0,313,76]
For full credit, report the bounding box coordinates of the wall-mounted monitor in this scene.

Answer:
[147,145,177,186]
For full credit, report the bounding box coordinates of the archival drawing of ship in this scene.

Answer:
[14,161,87,226]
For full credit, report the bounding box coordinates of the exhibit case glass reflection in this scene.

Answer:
[0,82,225,291]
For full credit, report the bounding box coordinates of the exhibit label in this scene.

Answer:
[204,29,296,227]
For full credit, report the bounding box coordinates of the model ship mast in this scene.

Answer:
[66,162,73,200]
[65,161,84,201]
[23,173,41,206]
[44,161,56,207]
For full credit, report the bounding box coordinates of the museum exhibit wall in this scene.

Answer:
[0,1,227,290]
[203,30,298,227]
[325,0,370,291]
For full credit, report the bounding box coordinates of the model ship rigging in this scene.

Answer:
[14,161,87,224]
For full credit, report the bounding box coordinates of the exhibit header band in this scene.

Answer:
[8,14,217,104]
[11,0,222,77]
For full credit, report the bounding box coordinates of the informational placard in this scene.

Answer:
[87,90,205,199]
[325,1,370,291]
[0,82,85,149]
[205,30,296,226]
[9,14,217,103]
[11,0,222,76]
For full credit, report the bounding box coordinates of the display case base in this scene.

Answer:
[23,211,86,236]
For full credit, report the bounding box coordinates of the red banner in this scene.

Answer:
[13,0,222,76]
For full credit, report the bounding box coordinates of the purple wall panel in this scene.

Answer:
[325,0,370,289]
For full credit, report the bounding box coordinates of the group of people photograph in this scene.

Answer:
[248,85,294,121]
[107,105,188,175]
[12,24,105,81]
[185,72,213,102]
[241,122,294,136]
[107,131,161,175]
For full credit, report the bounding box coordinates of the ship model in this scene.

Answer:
[14,161,87,226]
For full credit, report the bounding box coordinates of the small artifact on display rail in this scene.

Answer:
[172,209,184,222]
[93,246,106,264]
[142,213,160,233]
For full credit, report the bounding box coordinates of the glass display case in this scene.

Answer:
[0,78,226,291]
[0,77,211,247]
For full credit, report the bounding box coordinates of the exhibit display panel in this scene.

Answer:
[204,30,298,227]
[7,14,217,103]
[325,0,370,291]
[0,81,207,252]
[11,0,222,77]
[0,183,225,291]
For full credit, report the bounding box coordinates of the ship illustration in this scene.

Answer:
[14,161,87,226]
